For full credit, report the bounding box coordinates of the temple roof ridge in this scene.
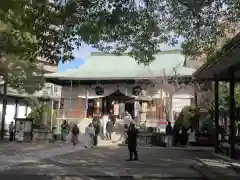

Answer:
[90,49,182,56]
[45,50,196,82]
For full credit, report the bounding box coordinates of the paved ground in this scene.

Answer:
[0,142,217,180]
[0,142,240,179]
[0,141,66,155]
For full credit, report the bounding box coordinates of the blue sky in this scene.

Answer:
[58,43,97,72]
[58,37,184,72]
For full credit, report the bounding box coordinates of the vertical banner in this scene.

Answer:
[78,96,81,117]
[113,103,119,116]
[85,88,88,118]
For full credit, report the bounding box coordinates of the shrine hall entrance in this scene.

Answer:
[102,90,134,117]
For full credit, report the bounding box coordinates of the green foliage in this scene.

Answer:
[0,0,75,63]
[27,98,51,125]
[176,106,198,129]
[197,82,240,113]
[1,0,239,77]
[6,55,45,94]
[0,0,75,93]
[219,83,240,109]
[164,0,239,60]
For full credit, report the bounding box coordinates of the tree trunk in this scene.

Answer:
[1,73,8,140]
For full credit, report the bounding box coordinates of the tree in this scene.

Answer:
[2,0,239,70]
[175,106,198,129]
[196,82,240,116]
[137,65,194,123]
[149,0,240,61]
[27,98,53,128]
[67,0,240,63]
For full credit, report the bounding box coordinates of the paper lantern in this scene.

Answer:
[95,86,104,95]
[132,86,142,96]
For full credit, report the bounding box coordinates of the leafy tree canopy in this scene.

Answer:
[3,0,239,65]
[66,0,240,62]
[1,0,239,93]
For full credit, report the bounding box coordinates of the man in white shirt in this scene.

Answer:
[101,113,109,139]
[124,111,132,130]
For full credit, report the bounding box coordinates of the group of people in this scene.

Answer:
[84,111,139,161]
[8,121,24,142]
[165,122,196,147]
[84,112,115,148]
[61,120,80,146]
[60,111,139,161]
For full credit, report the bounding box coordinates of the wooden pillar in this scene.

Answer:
[229,70,236,159]
[25,101,29,117]
[50,100,54,130]
[193,81,200,132]
[14,99,19,119]
[1,73,8,140]
[214,79,220,153]
[194,82,198,108]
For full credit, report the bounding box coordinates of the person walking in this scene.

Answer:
[126,123,139,161]
[106,119,113,140]
[85,123,95,148]
[124,111,132,130]
[71,124,79,146]
[109,110,117,126]
[173,124,180,146]
[102,113,109,139]
[93,120,100,146]
[61,120,69,141]
[124,111,132,144]
[165,121,173,148]
[187,127,196,146]
[9,121,14,141]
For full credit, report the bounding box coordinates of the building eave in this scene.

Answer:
[194,32,240,80]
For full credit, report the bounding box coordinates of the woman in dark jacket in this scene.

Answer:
[93,120,100,146]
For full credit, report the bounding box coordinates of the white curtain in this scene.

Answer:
[75,83,172,99]
[77,84,135,99]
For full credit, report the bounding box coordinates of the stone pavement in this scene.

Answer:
[0,146,217,179]
[0,141,86,171]
[0,141,67,156]
[192,156,240,180]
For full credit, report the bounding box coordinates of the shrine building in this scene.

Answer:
[44,50,196,127]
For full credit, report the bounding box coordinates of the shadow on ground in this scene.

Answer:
[0,146,215,179]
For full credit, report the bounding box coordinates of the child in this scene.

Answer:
[18,128,24,142]
[188,128,196,146]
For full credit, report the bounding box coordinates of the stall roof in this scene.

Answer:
[194,32,240,81]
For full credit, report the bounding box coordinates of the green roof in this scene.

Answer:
[45,50,196,80]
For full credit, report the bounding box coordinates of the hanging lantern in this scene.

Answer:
[132,85,142,96]
[141,89,146,96]
[95,86,104,95]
